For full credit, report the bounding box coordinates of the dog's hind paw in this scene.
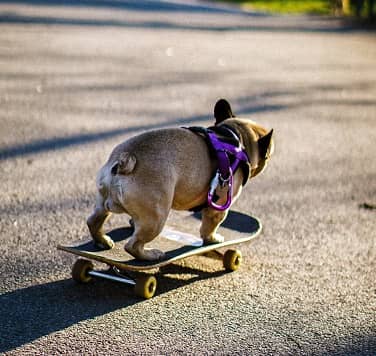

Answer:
[125,244,165,261]
[143,248,165,261]
[94,235,115,250]
[203,233,224,245]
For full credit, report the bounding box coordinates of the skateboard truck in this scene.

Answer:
[91,267,136,286]
[71,259,157,299]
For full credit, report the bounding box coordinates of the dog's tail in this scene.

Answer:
[110,152,136,175]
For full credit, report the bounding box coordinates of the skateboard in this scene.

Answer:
[58,211,262,299]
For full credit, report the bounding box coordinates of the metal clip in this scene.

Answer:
[209,171,220,197]
[207,169,233,211]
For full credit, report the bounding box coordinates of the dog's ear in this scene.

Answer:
[251,129,274,178]
[214,99,235,125]
[111,152,136,175]
[258,129,274,159]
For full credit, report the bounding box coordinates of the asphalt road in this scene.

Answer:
[0,0,375,354]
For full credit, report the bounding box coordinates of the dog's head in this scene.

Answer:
[214,99,274,179]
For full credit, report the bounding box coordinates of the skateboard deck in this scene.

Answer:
[58,211,262,298]
[58,211,262,272]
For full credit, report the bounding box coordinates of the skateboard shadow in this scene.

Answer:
[0,261,226,353]
[0,278,135,352]
[192,210,260,234]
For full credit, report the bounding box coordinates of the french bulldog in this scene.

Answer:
[87,99,274,261]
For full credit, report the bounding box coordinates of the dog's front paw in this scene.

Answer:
[94,234,115,250]
[203,233,224,245]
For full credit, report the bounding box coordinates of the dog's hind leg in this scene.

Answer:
[200,207,229,244]
[124,209,168,261]
[87,194,115,249]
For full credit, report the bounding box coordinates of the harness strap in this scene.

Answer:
[206,129,249,211]
[185,125,250,212]
[206,130,249,181]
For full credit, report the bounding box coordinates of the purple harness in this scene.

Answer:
[206,130,249,211]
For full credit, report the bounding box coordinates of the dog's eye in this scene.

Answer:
[111,163,118,175]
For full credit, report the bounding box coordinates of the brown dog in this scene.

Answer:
[87,99,274,261]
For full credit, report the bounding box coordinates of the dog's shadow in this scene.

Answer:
[1,211,254,352]
[0,260,226,353]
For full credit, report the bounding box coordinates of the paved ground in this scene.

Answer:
[0,0,375,354]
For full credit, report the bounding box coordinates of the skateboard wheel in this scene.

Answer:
[134,275,157,299]
[223,249,242,271]
[72,258,94,283]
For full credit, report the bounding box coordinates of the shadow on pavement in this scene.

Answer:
[321,335,376,356]
[1,209,256,352]
[0,0,246,15]
[0,278,134,352]
[193,210,261,234]
[0,113,207,160]
[2,77,374,161]
[0,264,226,353]
[0,13,358,34]
[0,100,284,160]
[0,0,362,33]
